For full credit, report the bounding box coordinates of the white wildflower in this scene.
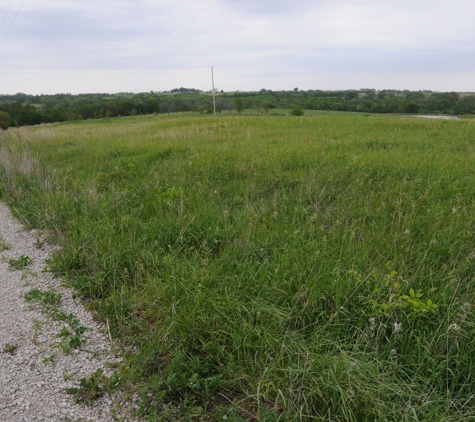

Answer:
[448,323,461,331]
[368,317,375,330]
[393,321,402,333]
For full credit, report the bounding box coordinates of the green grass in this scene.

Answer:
[229,108,382,117]
[2,113,475,420]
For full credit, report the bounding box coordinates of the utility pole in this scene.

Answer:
[211,66,216,115]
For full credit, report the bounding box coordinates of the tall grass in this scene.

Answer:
[2,114,475,420]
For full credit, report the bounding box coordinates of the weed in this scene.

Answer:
[63,369,80,381]
[363,265,438,319]
[32,319,44,331]
[43,290,62,305]
[24,288,87,352]
[401,288,438,318]
[21,269,38,281]
[25,288,61,305]
[34,238,45,249]
[2,344,18,355]
[0,235,10,251]
[8,254,32,270]
[55,324,86,353]
[42,353,58,365]
[66,369,108,405]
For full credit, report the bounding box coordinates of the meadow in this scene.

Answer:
[1,113,475,420]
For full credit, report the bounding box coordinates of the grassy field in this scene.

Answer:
[2,113,475,420]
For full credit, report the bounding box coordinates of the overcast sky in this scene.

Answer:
[1,0,474,95]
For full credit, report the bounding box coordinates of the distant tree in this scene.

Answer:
[254,99,262,114]
[17,109,42,126]
[381,106,394,113]
[0,111,11,130]
[216,98,233,112]
[207,106,221,114]
[345,91,359,100]
[435,99,451,113]
[405,102,420,114]
[455,96,475,114]
[290,105,304,116]
[2,88,474,127]
[144,97,159,114]
[233,98,244,114]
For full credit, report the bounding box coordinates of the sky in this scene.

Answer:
[1,0,474,95]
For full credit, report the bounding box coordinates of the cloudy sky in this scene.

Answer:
[1,0,474,94]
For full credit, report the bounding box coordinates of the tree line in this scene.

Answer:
[0,88,474,129]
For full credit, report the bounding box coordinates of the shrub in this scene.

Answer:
[0,111,11,130]
[290,104,304,116]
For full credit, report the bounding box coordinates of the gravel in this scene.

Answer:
[0,202,140,422]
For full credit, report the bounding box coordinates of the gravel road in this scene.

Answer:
[0,202,139,421]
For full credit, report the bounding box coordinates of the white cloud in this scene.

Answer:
[1,0,474,94]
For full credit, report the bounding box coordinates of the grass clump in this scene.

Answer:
[54,316,87,353]
[25,288,61,305]
[2,344,18,355]
[24,287,88,353]
[66,369,107,405]
[42,353,57,365]
[8,254,32,270]
[0,235,9,251]
[2,114,475,420]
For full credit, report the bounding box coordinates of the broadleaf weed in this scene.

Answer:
[9,254,32,270]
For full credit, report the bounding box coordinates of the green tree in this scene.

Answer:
[233,98,244,114]
[290,105,304,116]
[405,102,420,114]
[0,111,12,130]
[254,99,262,114]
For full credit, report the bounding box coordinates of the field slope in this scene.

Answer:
[2,114,475,420]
